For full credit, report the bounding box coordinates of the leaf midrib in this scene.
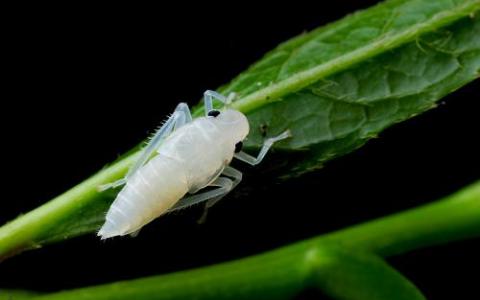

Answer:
[231,0,480,114]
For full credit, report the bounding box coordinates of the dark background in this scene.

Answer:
[2,1,479,299]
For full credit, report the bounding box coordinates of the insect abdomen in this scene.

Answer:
[98,155,188,239]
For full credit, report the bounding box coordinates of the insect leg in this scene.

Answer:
[168,177,234,213]
[234,130,291,166]
[174,102,192,126]
[98,102,191,191]
[128,102,192,174]
[222,166,242,190]
[129,229,141,238]
[98,178,127,191]
[197,166,243,223]
[204,90,226,114]
[203,90,236,115]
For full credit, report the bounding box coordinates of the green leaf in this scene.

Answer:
[0,289,41,300]
[0,0,479,259]
[213,0,480,174]
[308,247,425,300]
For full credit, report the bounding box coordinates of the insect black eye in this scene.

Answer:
[235,141,243,153]
[208,110,220,117]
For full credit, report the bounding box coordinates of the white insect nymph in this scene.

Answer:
[98,90,291,239]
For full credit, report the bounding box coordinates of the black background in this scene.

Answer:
[1,1,479,299]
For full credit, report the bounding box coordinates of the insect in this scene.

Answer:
[97,90,291,239]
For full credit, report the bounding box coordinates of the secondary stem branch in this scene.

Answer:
[33,181,480,300]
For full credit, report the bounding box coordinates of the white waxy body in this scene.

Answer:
[98,109,250,239]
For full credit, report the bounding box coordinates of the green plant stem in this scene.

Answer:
[318,181,480,256]
[32,181,480,300]
[0,154,138,261]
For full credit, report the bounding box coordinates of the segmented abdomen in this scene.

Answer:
[98,155,188,239]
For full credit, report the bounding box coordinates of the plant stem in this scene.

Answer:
[33,181,480,300]
[317,180,480,256]
[0,154,137,261]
